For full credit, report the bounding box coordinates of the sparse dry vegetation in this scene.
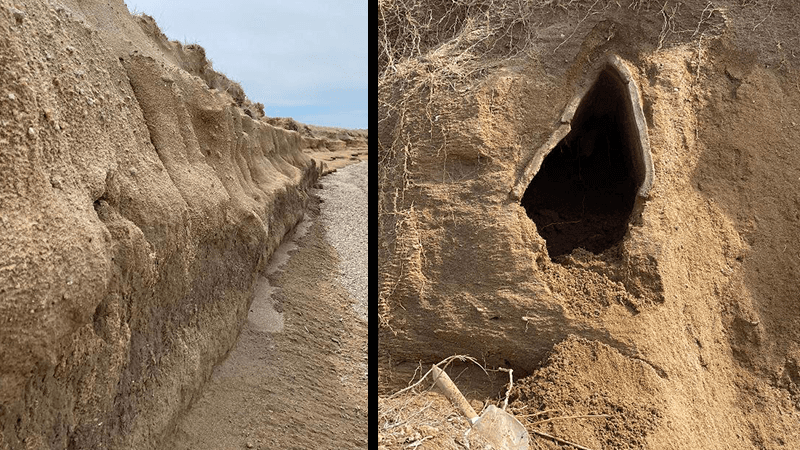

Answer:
[380,354,615,450]
[134,13,263,118]
[378,0,800,448]
[377,0,730,330]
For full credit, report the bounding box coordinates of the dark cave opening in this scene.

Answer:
[521,68,641,258]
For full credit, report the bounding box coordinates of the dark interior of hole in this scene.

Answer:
[521,69,639,258]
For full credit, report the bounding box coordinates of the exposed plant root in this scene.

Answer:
[380,354,610,449]
[528,428,596,450]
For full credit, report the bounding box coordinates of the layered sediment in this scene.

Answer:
[0,1,322,447]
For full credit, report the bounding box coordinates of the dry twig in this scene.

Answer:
[497,367,513,410]
[529,428,596,450]
[554,0,604,54]
[752,0,773,31]
[516,409,560,419]
[405,435,433,448]
[656,0,679,51]
[530,413,610,426]
[388,354,487,399]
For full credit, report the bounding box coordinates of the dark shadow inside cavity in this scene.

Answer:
[521,68,639,258]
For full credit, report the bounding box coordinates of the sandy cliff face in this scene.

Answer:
[379,1,800,448]
[0,1,319,448]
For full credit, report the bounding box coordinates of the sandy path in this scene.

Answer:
[317,161,368,322]
[161,162,368,449]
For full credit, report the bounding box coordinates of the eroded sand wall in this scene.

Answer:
[0,1,318,447]
[379,1,800,447]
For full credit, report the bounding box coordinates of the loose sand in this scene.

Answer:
[162,160,368,449]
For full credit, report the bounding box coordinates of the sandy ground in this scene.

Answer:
[162,160,368,449]
[307,146,369,174]
[317,161,368,323]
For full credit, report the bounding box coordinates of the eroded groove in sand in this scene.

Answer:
[247,216,311,333]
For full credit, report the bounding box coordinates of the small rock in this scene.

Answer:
[725,66,743,81]
[27,127,36,138]
[245,441,254,448]
[129,168,137,176]
[11,8,25,24]
[8,93,15,101]
[66,46,76,54]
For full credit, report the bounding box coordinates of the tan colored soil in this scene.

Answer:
[379,1,800,449]
[0,0,365,448]
[161,198,368,449]
[308,146,369,174]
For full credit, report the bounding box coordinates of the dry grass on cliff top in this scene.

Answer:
[379,0,731,83]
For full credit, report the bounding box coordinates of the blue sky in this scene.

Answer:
[125,0,367,130]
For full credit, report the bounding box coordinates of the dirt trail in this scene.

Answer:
[161,162,368,449]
